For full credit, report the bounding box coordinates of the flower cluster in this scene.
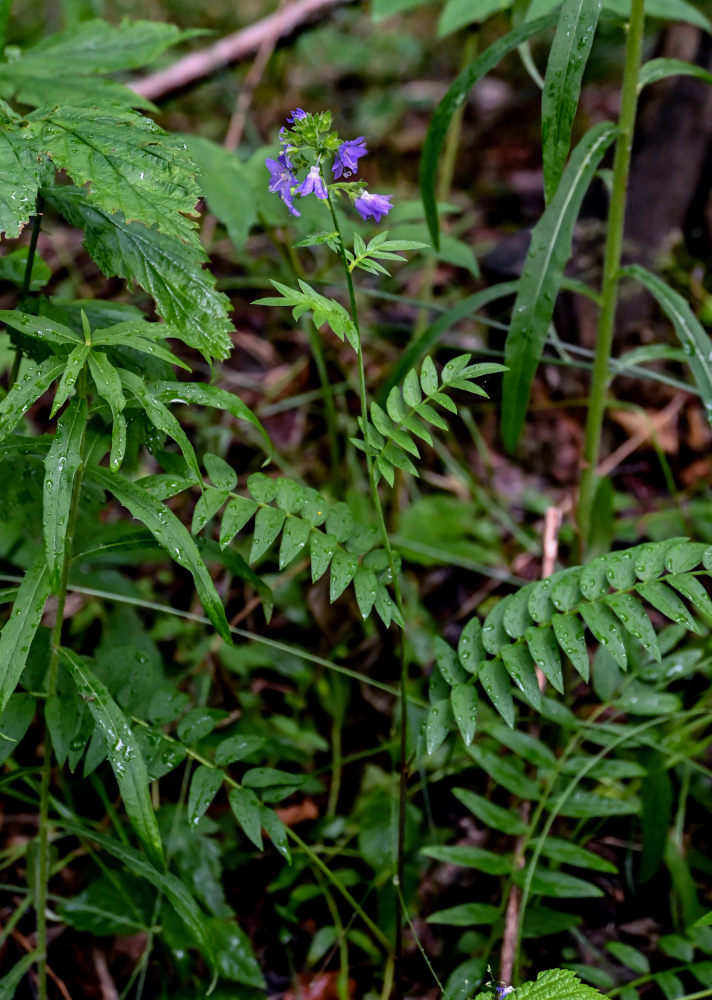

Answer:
[265,109,392,224]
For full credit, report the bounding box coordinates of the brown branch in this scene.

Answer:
[131,0,351,102]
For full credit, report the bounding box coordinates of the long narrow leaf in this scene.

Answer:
[0,552,50,713]
[542,0,603,203]
[61,821,217,982]
[89,466,230,642]
[501,121,617,451]
[624,264,712,426]
[0,358,65,442]
[420,13,558,247]
[59,647,164,870]
[638,57,712,92]
[43,396,87,590]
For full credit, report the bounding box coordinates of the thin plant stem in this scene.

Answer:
[577,0,646,550]
[325,189,410,998]
[36,402,87,1000]
[8,197,43,391]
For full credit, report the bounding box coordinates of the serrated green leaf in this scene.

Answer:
[59,648,163,869]
[525,625,564,693]
[44,186,233,362]
[0,553,50,714]
[187,765,223,827]
[511,967,604,1000]
[249,506,286,562]
[426,697,454,754]
[542,0,603,203]
[219,496,258,547]
[43,396,87,590]
[0,125,41,239]
[329,548,359,602]
[90,466,230,642]
[420,14,558,247]
[228,786,263,850]
[450,683,478,745]
[501,122,616,450]
[551,612,589,680]
[30,105,199,243]
[279,517,311,569]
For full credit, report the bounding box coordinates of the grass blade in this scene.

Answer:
[542,0,603,203]
[59,647,164,870]
[501,121,617,451]
[420,13,557,248]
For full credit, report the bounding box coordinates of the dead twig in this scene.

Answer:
[131,0,351,102]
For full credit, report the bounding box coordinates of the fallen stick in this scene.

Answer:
[131,0,351,101]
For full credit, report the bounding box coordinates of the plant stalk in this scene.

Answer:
[326,192,410,998]
[36,404,87,1000]
[8,197,44,391]
[577,0,645,549]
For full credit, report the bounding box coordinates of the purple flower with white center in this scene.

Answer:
[496,988,514,998]
[332,137,368,179]
[353,190,392,223]
[298,164,328,200]
[265,155,301,216]
[287,108,307,123]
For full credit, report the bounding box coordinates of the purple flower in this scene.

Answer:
[266,156,301,217]
[353,190,392,223]
[332,137,368,179]
[496,988,514,998]
[287,108,307,123]
[298,164,328,200]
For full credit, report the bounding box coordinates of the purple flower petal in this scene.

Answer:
[332,137,368,179]
[298,165,328,200]
[353,190,392,223]
[287,107,307,123]
[266,156,301,216]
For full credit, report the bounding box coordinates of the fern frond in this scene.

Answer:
[354,354,506,485]
[193,467,402,628]
[429,539,712,746]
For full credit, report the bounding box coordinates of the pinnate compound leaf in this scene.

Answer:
[0,553,50,714]
[551,612,590,680]
[542,0,603,203]
[420,13,558,247]
[450,683,478,745]
[353,565,378,618]
[478,658,515,727]
[501,121,616,450]
[624,264,712,426]
[43,396,87,590]
[44,186,234,362]
[579,603,628,670]
[28,105,201,243]
[90,466,230,642]
[188,765,223,827]
[249,506,286,563]
[604,592,661,661]
[637,580,699,632]
[59,648,164,869]
[310,531,337,582]
[526,625,564,693]
[220,496,259,548]
[426,698,454,755]
[329,548,359,603]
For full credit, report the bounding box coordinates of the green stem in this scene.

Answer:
[8,197,43,391]
[326,191,410,998]
[577,0,646,550]
[36,408,87,1000]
